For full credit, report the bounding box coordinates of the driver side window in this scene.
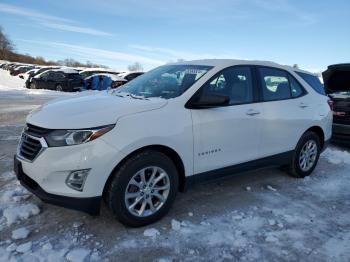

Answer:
[201,66,254,105]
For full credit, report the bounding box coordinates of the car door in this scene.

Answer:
[257,66,310,157]
[36,71,50,89]
[47,72,58,89]
[39,71,54,89]
[191,66,262,174]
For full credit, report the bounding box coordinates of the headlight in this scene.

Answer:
[45,124,114,147]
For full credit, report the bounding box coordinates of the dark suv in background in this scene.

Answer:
[25,67,60,89]
[323,64,350,145]
[29,69,84,92]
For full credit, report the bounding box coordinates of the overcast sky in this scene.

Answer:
[0,0,349,71]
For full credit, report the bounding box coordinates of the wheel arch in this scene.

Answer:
[304,126,325,149]
[102,145,187,199]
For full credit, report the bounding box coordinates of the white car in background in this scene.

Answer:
[14,59,332,226]
[117,71,144,82]
[18,68,40,80]
[79,68,122,79]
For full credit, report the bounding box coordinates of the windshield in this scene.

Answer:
[113,64,213,99]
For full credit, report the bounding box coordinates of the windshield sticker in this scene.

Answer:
[185,69,207,75]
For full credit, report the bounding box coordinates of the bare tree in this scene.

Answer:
[0,25,108,68]
[128,62,144,72]
[0,26,14,60]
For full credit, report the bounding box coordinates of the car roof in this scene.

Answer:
[51,68,79,74]
[171,59,316,76]
[86,73,127,81]
[118,71,144,77]
[80,68,119,73]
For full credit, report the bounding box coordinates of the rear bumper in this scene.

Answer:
[14,156,101,215]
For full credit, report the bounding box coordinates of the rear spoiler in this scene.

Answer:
[322,64,350,94]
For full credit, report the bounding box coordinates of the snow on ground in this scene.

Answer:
[1,69,350,261]
[0,69,72,98]
[322,147,350,165]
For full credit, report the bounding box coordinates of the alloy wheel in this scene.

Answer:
[124,166,170,217]
[299,139,318,172]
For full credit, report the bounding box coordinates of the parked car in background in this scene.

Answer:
[79,68,122,79]
[10,65,35,76]
[25,67,61,89]
[14,59,332,226]
[29,68,83,92]
[117,71,144,82]
[84,73,127,90]
[18,68,40,80]
[323,64,350,145]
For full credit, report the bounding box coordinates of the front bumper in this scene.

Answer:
[14,156,101,215]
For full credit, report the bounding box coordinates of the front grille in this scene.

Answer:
[26,124,50,137]
[19,133,43,161]
[18,124,49,161]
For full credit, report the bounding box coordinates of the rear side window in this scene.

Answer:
[68,74,82,80]
[296,72,325,95]
[54,72,66,80]
[259,68,291,101]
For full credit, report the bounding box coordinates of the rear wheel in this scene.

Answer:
[287,132,321,178]
[30,82,36,89]
[107,150,178,227]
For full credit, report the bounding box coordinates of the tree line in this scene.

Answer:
[0,26,107,68]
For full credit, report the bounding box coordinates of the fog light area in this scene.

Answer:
[65,169,90,191]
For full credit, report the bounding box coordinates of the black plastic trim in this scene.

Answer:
[184,151,294,189]
[14,156,101,215]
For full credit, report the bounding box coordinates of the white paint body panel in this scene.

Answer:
[191,103,262,174]
[18,59,332,198]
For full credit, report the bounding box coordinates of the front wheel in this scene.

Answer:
[287,131,321,178]
[107,150,179,227]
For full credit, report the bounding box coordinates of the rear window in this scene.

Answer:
[296,72,325,95]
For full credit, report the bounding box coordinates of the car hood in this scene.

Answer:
[322,64,350,94]
[27,92,168,129]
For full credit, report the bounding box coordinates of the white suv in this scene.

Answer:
[14,60,332,226]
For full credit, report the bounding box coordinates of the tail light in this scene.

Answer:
[327,99,334,111]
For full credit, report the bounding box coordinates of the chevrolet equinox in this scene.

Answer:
[14,60,332,227]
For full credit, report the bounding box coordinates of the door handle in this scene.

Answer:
[246,109,260,116]
[299,102,309,108]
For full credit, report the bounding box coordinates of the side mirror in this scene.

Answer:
[189,94,230,109]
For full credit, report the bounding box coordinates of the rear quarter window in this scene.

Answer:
[296,72,325,95]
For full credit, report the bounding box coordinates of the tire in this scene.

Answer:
[30,82,36,89]
[107,150,179,227]
[55,84,63,92]
[287,131,321,178]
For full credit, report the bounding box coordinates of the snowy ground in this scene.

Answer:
[0,69,350,262]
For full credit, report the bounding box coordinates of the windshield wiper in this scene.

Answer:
[129,94,149,100]
[112,91,130,97]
